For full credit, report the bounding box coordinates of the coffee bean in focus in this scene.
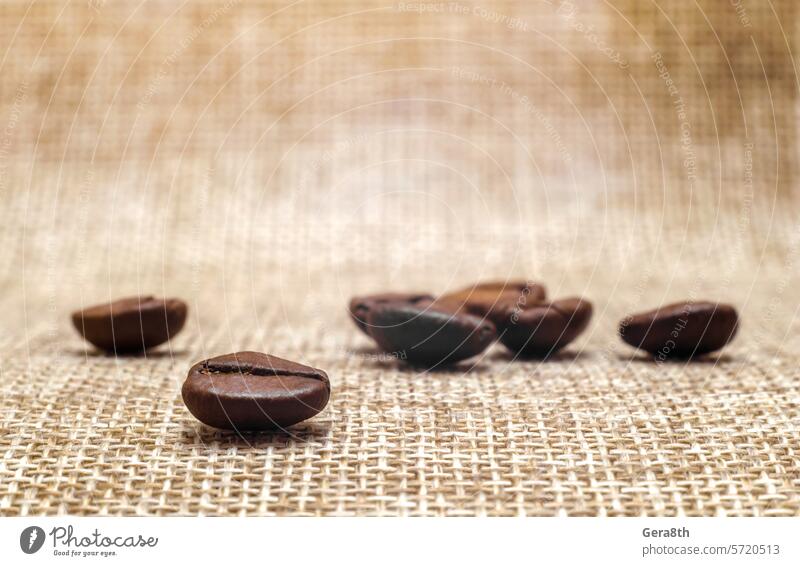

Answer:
[182,351,330,430]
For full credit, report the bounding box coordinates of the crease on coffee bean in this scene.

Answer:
[199,361,328,383]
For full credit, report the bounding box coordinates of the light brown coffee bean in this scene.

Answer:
[619,301,738,358]
[439,280,546,326]
[497,297,593,357]
[71,296,187,353]
[182,351,330,430]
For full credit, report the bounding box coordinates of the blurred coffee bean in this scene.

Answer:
[619,301,738,359]
[366,299,496,367]
[72,296,187,353]
[349,292,433,335]
[498,297,592,357]
[439,280,546,326]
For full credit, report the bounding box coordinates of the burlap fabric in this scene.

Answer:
[1,1,799,516]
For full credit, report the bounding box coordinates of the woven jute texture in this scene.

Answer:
[1,1,800,516]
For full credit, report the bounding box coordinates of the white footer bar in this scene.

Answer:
[0,517,796,565]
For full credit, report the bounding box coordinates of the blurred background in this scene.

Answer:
[0,0,798,354]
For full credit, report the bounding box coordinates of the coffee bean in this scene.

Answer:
[349,292,433,334]
[182,351,330,430]
[497,297,593,357]
[619,301,738,358]
[365,299,496,366]
[442,280,546,301]
[439,280,546,326]
[71,296,187,353]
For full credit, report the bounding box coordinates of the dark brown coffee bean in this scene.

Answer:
[439,280,546,326]
[619,301,738,358]
[71,296,187,353]
[349,292,433,334]
[182,351,330,430]
[365,300,496,366]
[497,297,593,357]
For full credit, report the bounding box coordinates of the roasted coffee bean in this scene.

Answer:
[71,296,187,353]
[349,292,433,334]
[365,299,496,366]
[497,297,592,357]
[442,280,546,302]
[619,301,738,358]
[182,351,330,430]
[439,280,546,326]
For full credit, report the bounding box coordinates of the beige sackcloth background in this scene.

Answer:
[1,0,800,516]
